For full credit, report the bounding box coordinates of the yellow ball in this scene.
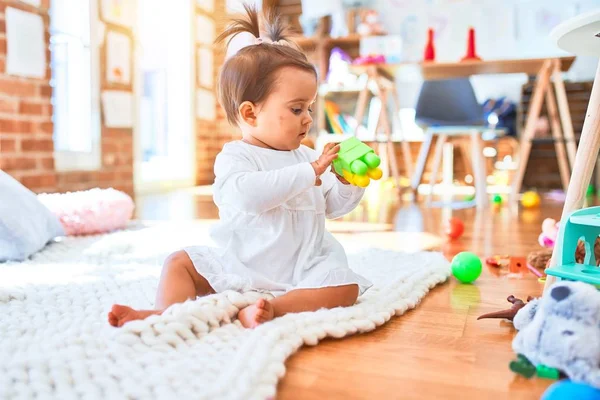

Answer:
[354,175,370,188]
[521,191,541,208]
[367,168,383,180]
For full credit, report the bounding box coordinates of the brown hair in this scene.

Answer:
[215,5,317,125]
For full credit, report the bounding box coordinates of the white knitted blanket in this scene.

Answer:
[0,222,450,400]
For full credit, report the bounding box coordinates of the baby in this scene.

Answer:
[108,6,372,329]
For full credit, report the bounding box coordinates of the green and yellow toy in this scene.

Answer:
[332,137,383,188]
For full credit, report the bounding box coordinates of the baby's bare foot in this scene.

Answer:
[108,304,163,327]
[237,298,275,328]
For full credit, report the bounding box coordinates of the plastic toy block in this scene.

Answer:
[546,206,600,285]
[332,137,383,188]
[509,354,536,378]
[536,365,560,380]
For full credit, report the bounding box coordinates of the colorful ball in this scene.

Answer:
[587,184,595,197]
[492,194,503,205]
[446,217,465,240]
[451,252,482,283]
[542,381,600,400]
[521,191,540,208]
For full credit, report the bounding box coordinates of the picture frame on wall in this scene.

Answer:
[197,47,213,88]
[105,30,132,87]
[99,0,136,28]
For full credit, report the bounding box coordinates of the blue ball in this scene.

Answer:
[542,381,600,400]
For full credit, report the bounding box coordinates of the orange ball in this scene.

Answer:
[446,217,465,240]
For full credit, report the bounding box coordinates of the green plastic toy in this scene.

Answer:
[451,251,482,283]
[545,206,600,286]
[492,194,503,205]
[509,354,561,380]
[332,137,383,188]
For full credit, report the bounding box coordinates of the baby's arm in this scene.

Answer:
[321,170,365,219]
[214,150,316,215]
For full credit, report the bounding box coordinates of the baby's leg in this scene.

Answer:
[237,284,358,328]
[108,251,214,327]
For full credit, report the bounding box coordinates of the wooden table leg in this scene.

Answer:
[411,131,433,192]
[378,89,402,193]
[552,59,577,169]
[545,60,600,291]
[510,60,553,202]
[545,83,571,192]
[391,85,414,177]
[470,130,488,209]
[427,133,447,204]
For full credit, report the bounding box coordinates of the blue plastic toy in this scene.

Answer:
[545,206,600,286]
[542,380,600,400]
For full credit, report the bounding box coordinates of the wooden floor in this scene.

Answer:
[136,185,566,400]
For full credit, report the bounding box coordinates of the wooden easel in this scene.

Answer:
[353,65,413,194]
[510,59,578,200]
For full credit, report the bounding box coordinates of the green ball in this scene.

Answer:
[492,194,503,205]
[587,184,595,197]
[350,159,368,175]
[364,152,381,169]
[451,252,482,283]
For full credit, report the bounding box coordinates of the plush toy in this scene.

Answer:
[539,218,560,248]
[510,281,600,388]
[38,188,135,236]
[356,10,385,36]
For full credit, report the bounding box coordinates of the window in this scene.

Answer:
[50,0,100,170]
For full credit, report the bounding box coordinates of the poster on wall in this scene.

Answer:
[227,0,261,14]
[100,0,136,28]
[197,0,214,13]
[106,30,132,86]
[5,7,46,78]
[196,89,216,121]
[196,15,215,45]
[101,90,133,128]
[197,47,213,88]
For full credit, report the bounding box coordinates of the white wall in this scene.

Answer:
[373,0,600,106]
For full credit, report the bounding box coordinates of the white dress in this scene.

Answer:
[184,141,373,297]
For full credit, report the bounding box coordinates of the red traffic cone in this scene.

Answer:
[424,28,435,62]
[461,27,481,62]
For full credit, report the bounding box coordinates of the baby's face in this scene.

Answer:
[254,66,317,150]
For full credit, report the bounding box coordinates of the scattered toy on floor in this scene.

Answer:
[445,217,465,240]
[521,191,541,208]
[451,251,482,283]
[542,380,600,400]
[331,137,383,188]
[511,281,600,388]
[539,218,559,248]
[477,295,534,321]
[492,194,503,206]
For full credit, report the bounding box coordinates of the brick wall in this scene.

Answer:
[0,0,134,196]
[195,0,240,185]
[0,0,55,192]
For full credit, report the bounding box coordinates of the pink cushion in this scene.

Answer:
[37,188,135,236]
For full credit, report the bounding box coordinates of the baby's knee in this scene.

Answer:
[340,284,359,307]
[163,250,193,271]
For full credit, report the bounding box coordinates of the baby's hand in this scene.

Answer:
[311,143,339,186]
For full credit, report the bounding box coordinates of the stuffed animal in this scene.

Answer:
[511,281,600,388]
[539,218,559,248]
